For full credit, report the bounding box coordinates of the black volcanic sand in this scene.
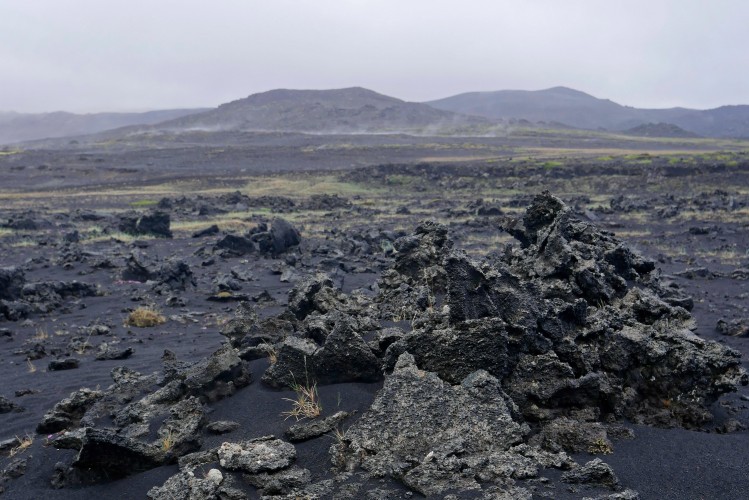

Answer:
[1,149,749,499]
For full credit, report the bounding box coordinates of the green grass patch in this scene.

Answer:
[129,199,158,208]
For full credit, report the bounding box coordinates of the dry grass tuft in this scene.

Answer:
[26,359,37,373]
[160,429,175,452]
[9,434,34,457]
[32,326,49,341]
[260,342,278,365]
[282,378,322,421]
[125,307,167,328]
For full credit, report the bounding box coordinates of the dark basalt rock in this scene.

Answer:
[244,465,312,495]
[94,344,134,361]
[261,336,318,389]
[191,224,220,238]
[302,193,352,210]
[156,259,195,291]
[37,388,103,434]
[181,344,251,402]
[0,396,24,414]
[311,315,381,384]
[0,267,25,301]
[137,211,173,238]
[72,428,167,479]
[268,217,301,256]
[121,252,153,282]
[377,192,746,430]
[384,318,512,384]
[287,273,339,320]
[215,234,255,256]
[392,219,452,284]
[48,358,80,371]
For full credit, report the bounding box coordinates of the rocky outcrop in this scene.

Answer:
[43,345,250,484]
[376,192,746,429]
[119,211,173,238]
[331,353,569,497]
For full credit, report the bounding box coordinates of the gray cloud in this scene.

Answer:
[2,0,748,113]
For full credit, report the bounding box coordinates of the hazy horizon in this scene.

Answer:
[2,0,748,114]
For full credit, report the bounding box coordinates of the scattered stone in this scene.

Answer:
[561,458,620,490]
[192,224,220,238]
[0,396,24,414]
[215,234,255,256]
[731,268,749,280]
[285,411,350,442]
[0,267,25,301]
[675,267,720,279]
[147,468,223,500]
[717,318,749,337]
[156,259,195,291]
[206,421,240,435]
[48,358,80,371]
[2,458,27,479]
[244,465,312,495]
[95,344,134,360]
[72,427,167,480]
[311,315,381,384]
[120,211,173,238]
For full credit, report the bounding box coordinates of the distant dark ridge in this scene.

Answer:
[153,87,491,135]
[0,108,207,145]
[427,87,749,138]
[623,122,701,139]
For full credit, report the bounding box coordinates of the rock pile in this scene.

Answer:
[39,192,746,497]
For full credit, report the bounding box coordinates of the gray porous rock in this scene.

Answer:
[218,436,296,474]
[206,420,241,435]
[717,318,749,337]
[562,458,620,490]
[285,411,350,443]
[331,353,560,496]
[243,465,312,495]
[147,468,224,500]
[287,273,340,320]
[38,344,251,484]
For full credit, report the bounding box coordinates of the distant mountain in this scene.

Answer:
[427,87,749,138]
[154,87,489,134]
[0,109,207,145]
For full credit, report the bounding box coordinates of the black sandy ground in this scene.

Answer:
[1,149,748,499]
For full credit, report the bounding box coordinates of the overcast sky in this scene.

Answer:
[2,0,748,113]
